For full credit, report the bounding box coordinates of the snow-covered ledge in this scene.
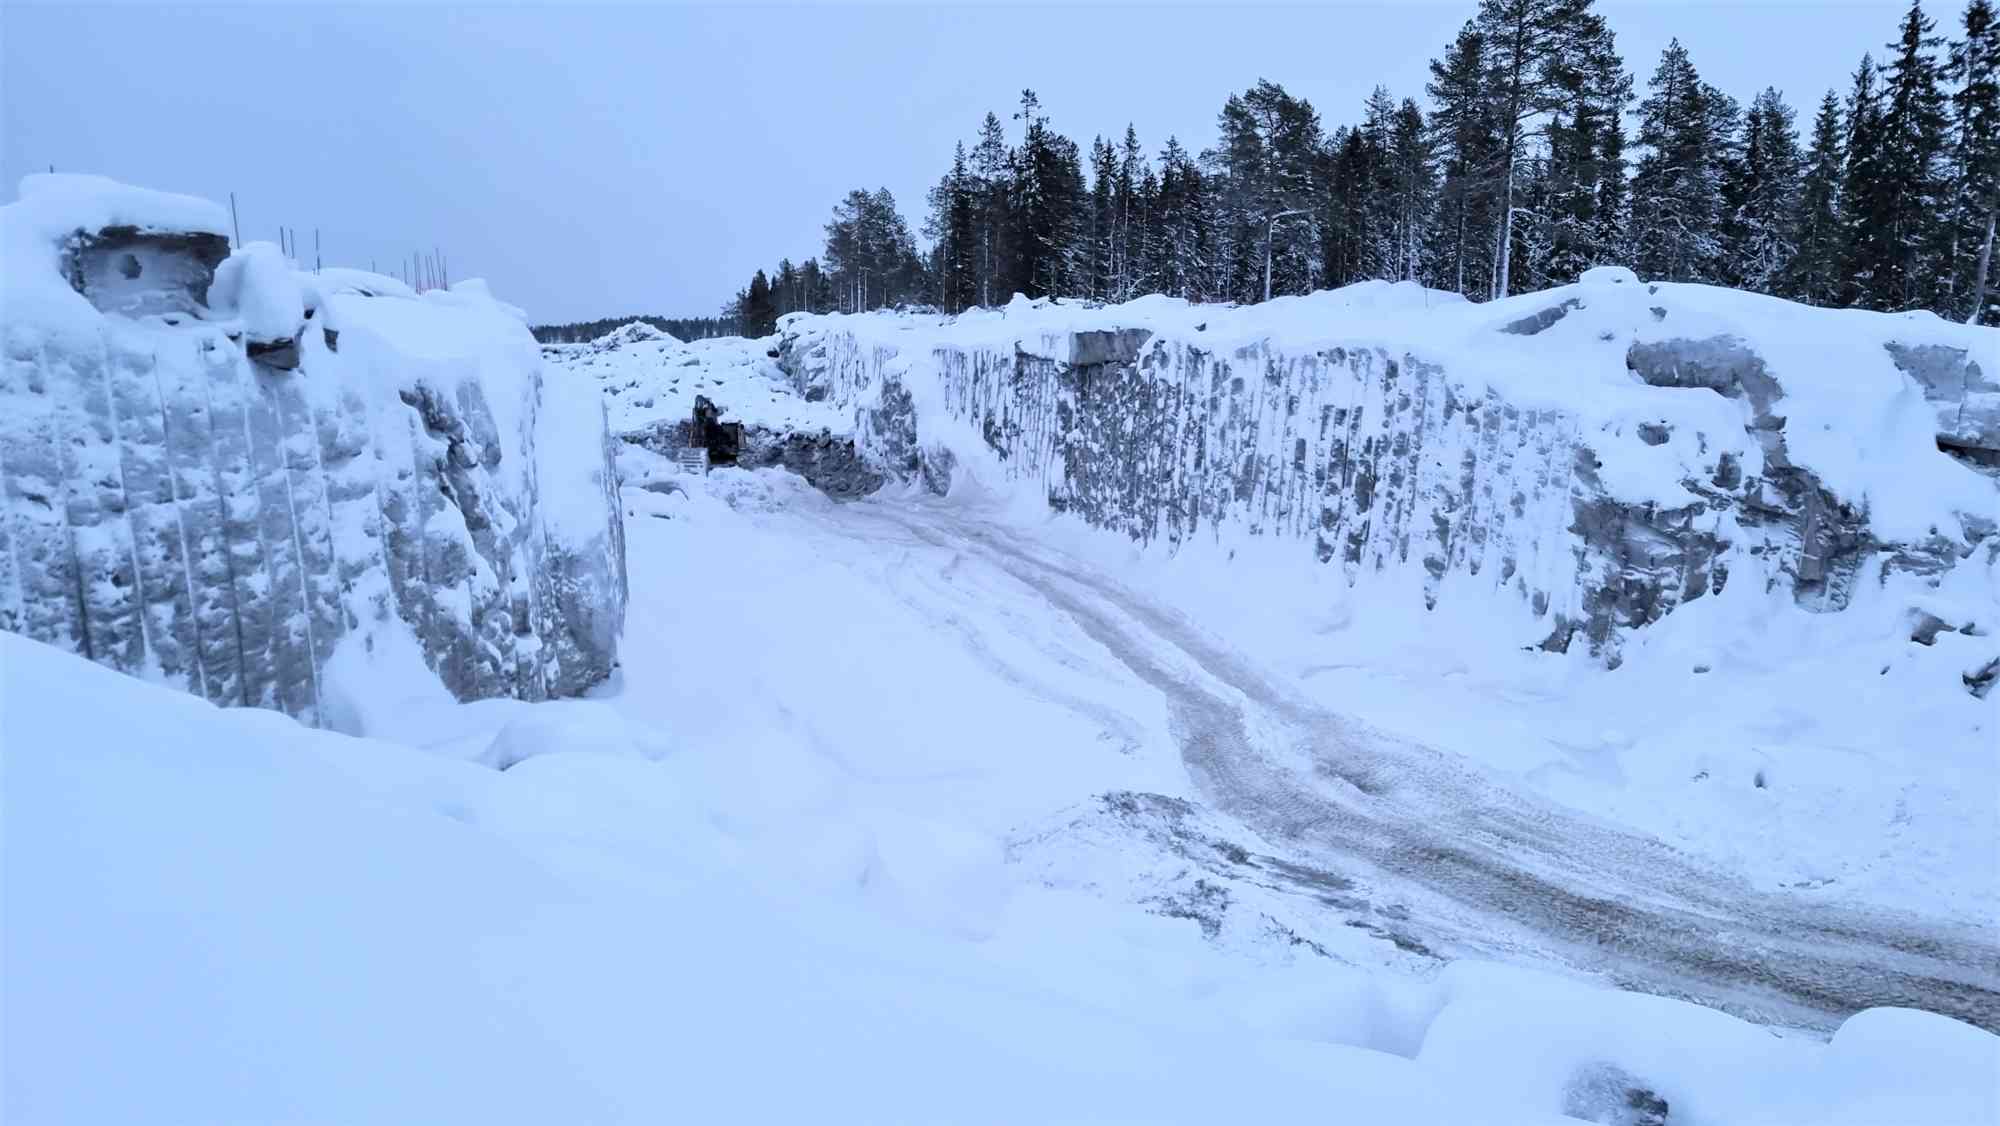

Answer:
[0,174,626,730]
[778,271,1998,671]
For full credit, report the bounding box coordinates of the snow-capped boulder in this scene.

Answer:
[0,174,625,728]
[776,279,1998,663]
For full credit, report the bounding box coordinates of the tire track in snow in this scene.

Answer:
[858,502,2000,1034]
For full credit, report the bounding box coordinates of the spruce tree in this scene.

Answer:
[1631,39,1736,283]
[1723,88,1804,294]
[1089,136,1118,299]
[1114,125,1147,300]
[743,270,778,336]
[1875,0,1954,310]
[1784,91,1848,304]
[1950,0,2000,322]
[1838,55,1891,306]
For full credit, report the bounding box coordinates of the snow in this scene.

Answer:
[769,283,1997,919]
[789,275,1994,544]
[548,322,849,437]
[10,171,230,241]
[1002,484,1998,920]
[8,464,1995,1123]
[0,173,623,720]
[208,240,303,343]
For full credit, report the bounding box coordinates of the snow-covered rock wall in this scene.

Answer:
[779,272,1998,662]
[0,175,625,727]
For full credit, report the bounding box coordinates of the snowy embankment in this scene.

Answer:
[0,175,625,727]
[7,470,1996,1124]
[778,274,1997,667]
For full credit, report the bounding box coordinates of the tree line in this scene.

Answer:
[726,0,1998,332]
[533,313,743,344]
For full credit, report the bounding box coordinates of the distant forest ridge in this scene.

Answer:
[533,314,743,344]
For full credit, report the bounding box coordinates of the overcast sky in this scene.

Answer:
[4,1,1919,324]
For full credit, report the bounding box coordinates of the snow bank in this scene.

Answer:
[8,621,1994,1124]
[0,175,625,727]
[778,278,1998,662]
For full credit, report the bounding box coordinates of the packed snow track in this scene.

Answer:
[818,497,2000,1035]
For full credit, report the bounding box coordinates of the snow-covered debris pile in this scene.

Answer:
[549,322,884,498]
[0,174,626,728]
[778,274,2000,661]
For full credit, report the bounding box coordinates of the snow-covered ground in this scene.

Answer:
[8,460,1997,1124]
[548,321,843,438]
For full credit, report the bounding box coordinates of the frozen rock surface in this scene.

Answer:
[776,281,1998,661]
[0,175,625,727]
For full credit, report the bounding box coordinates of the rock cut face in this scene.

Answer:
[0,179,626,727]
[776,280,1994,663]
[63,226,232,318]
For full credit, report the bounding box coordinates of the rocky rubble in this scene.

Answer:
[0,175,625,727]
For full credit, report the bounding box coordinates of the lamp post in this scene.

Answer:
[1264,208,1309,303]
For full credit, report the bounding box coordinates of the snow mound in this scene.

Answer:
[8,623,1995,1124]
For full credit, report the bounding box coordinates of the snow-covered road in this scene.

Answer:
[782,492,2000,1034]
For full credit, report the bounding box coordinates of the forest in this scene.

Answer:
[714,0,1999,338]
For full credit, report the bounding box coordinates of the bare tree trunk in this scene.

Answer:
[1967,207,1996,326]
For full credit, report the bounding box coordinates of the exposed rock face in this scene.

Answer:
[1886,340,2000,470]
[778,281,1994,661]
[0,175,625,726]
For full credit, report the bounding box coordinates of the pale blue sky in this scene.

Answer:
[4,1,1917,323]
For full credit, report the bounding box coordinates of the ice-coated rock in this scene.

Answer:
[0,175,625,726]
[776,279,1996,662]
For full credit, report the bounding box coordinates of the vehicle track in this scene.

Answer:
[863,502,2000,1034]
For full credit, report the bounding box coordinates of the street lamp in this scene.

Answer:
[1264,208,1309,303]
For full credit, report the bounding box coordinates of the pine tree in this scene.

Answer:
[823,188,925,311]
[1630,39,1736,283]
[1784,91,1848,304]
[1206,80,1324,302]
[970,112,1013,306]
[1950,0,2000,322]
[1463,0,1622,297]
[1426,24,1505,299]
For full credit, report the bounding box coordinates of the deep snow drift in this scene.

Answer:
[0,175,625,726]
[6,470,1996,1124]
